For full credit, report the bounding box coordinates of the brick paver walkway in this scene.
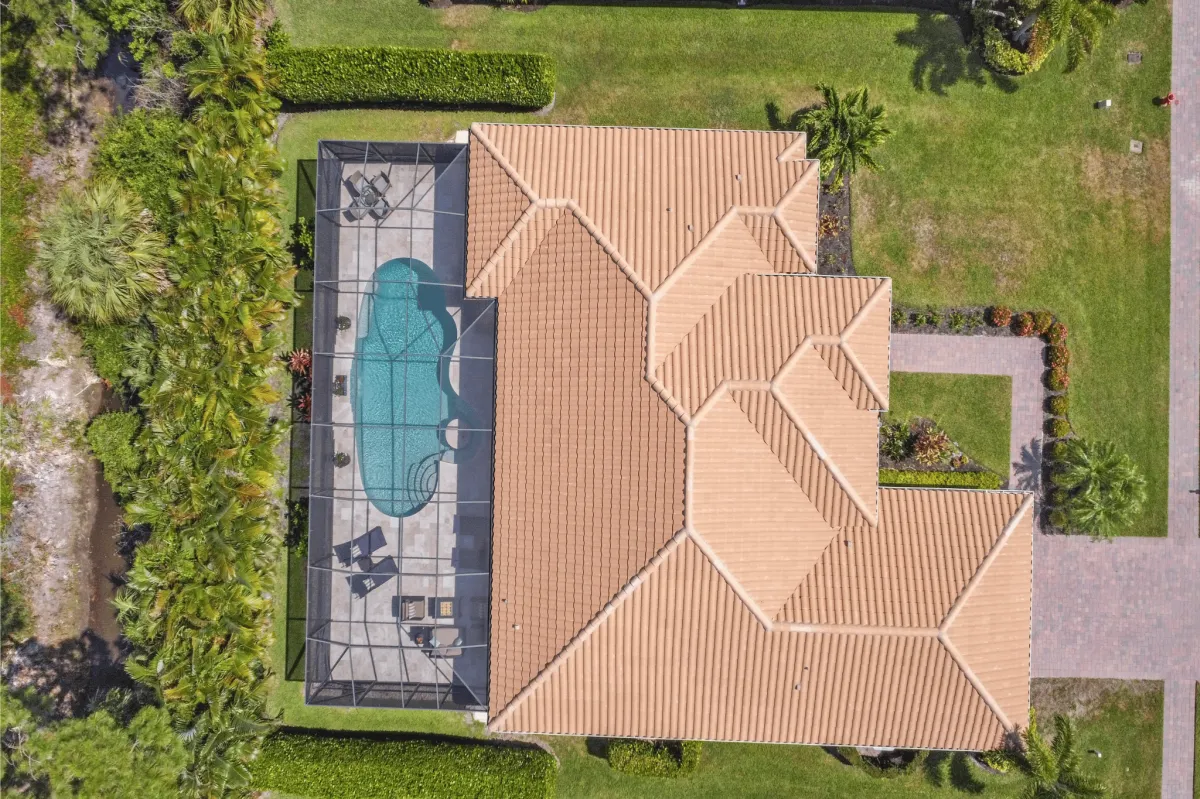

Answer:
[891,333,1044,491]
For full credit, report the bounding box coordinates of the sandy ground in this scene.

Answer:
[3,301,104,643]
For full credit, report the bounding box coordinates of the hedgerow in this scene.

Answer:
[879,468,1004,490]
[267,45,555,108]
[607,739,702,777]
[251,731,558,799]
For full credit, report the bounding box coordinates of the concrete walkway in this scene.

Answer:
[891,333,1044,491]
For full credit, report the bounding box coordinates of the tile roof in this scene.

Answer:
[465,123,1033,749]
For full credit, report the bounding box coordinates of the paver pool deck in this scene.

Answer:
[894,8,1200,788]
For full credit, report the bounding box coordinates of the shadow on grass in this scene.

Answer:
[922,751,987,792]
[894,13,1018,95]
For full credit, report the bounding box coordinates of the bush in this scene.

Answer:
[92,110,185,229]
[912,423,952,466]
[79,321,156,389]
[948,310,967,332]
[1049,508,1069,528]
[607,739,702,778]
[879,468,1004,489]
[1047,344,1071,369]
[1048,367,1070,391]
[988,305,1012,327]
[981,22,1052,75]
[286,498,309,557]
[263,18,289,51]
[891,308,906,328]
[1048,418,1071,439]
[290,217,314,271]
[1,574,32,648]
[267,46,555,108]
[879,421,911,461]
[980,749,1019,774]
[1047,394,1069,417]
[1032,310,1054,336]
[1013,312,1035,336]
[86,412,143,497]
[251,731,558,798]
[1047,321,1068,345]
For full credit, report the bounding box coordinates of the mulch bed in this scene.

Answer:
[817,179,853,276]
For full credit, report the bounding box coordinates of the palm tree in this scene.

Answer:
[1052,438,1146,538]
[1042,0,1117,71]
[175,0,263,39]
[1019,712,1107,798]
[792,84,893,190]
[37,180,169,324]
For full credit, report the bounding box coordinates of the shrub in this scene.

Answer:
[1051,438,1147,539]
[981,22,1052,75]
[263,18,289,51]
[879,421,910,461]
[87,412,143,497]
[1049,508,1069,528]
[1047,394,1069,416]
[1048,344,1071,369]
[891,308,906,328]
[286,498,309,557]
[290,217,314,271]
[988,305,1012,327]
[251,731,558,798]
[92,110,185,229]
[980,749,1018,774]
[1032,310,1054,336]
[1013,312,1035,336]
[1047,321,1068,345]
[607,739,702,778]
[267,46,556,108]
[927,308,943,327]
[818,213,842,238]
[1048,367,1070,391]
[912,423,952,466]
[879,468,1004,489]
[1047,418,1071,439]
[948,310,967,332]
[1,575,32,648]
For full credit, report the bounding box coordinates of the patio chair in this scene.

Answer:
[348,555,399,598]
[370,197,392,222]
[370,171,391,195]
[333,526,386,567]
[346,170,366,193]
[393,595,426,621]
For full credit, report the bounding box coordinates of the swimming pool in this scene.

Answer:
[352,258,457,517]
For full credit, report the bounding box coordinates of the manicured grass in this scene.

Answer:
[886,372,1011,476]
[275,0,1170,535]
[1067,684,1164,799]
[1194,683,1199,799]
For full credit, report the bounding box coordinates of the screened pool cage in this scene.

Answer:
[306,141,493,711]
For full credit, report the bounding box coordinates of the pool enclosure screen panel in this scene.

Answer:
[307,141,492,711]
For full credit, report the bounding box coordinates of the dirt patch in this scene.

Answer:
[439,4,490,28]
[1031,677,1162,720]
[1079,141,1170,243]
[3,302,105,643]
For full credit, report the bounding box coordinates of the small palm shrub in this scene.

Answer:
[880,421,910,461]
[989,305,1012,327]
[1052,438,1147,538]
[1043,0,1117,71]
[912,423,952,466]
[37,180,169,325]
[1014,312,1035,336]
[891,309,907,328]
[1017,711,1108,797]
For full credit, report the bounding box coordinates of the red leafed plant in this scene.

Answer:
[1048,345,1071,369]
[1013,312,1035,336]
[291,391,312,421]
[912,423,952,466]
[1048,367,1070,391]
[1032,310,1054,336]
[286,348,312,378]
[1047,322,1068,345]
[988,305,1012,328]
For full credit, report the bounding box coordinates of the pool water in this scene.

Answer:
[352,258,456,517]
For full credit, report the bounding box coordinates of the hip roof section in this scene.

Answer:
[465,123,1032,749]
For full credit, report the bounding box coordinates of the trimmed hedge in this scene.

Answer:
[879,468,1004,490]
[251,731,557,799]
[607,739,702,778]
[267,46,555,108]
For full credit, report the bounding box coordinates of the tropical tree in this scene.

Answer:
[0,0,108,92]
[1018,711,1107,798]
[1052,438,1146,538]
[792,84,893,190]
[1042,0,1117,71]
[37,179,169,324]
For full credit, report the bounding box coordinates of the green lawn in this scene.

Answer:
[886,372,1011,476]
[275,0,1170,536]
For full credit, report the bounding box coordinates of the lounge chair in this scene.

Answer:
[348,555,399,598]
[333,526,386,567]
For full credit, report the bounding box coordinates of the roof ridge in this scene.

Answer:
[474,121,810,140]
[770,164,820,271]
[837,279,891,409]
[487,528,690,730]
